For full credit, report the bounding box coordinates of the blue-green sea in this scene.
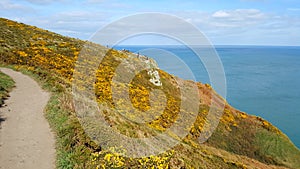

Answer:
[116,45,300,148]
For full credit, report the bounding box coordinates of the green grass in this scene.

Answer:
[206,113,300,169]
[0,70,15,106]
[255,128,300,169]
[45,93,96,169]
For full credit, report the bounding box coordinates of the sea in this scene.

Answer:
[115,45,300,149]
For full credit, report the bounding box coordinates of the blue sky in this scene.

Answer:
[1,0,300,45]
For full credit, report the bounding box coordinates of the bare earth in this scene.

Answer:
[0,68,55,169]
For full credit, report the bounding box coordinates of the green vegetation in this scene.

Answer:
[1,17,300,168]
[0,70,14,106]
[255,129,300,168]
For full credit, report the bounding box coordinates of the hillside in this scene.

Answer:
[0,70,14,106]
[0,70,15,126]
[1,17,300,169]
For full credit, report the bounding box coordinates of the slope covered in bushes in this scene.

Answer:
[1,17,300,169]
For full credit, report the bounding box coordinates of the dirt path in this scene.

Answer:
[0,68,55,169]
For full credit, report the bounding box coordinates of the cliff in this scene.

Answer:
[1,17,300,169]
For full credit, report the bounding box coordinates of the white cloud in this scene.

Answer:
[24,0,67,5]
[173,9,300,45]
[85,0,106,4]
[240,0,267,2]
[84,0,131,9]
[54,11,97,21]
[176,9,268,32]
[40,11,111,39]
[212,9,266,22]
[212,11,231,18]
[287,8,300,11]
[0,0,27,10]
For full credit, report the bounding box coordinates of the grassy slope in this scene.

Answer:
[0,70,15,106]
[1,17,300,169]
[0,70,15,125]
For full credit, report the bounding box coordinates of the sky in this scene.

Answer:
[1,0,300,46]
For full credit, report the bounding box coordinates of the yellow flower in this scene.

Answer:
[104,153,113,161]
